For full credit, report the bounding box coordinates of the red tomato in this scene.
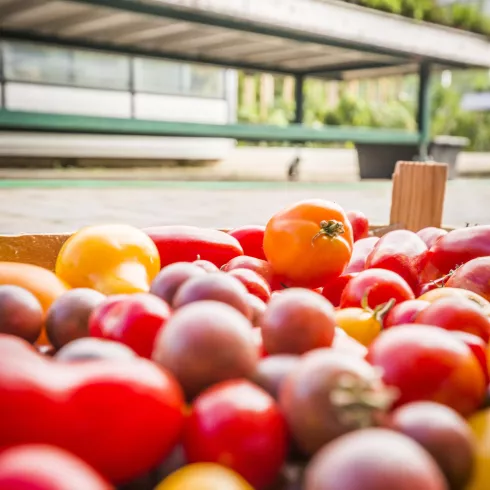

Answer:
[252,327,268,358]
[365,230,428,291]
[183,380,288,489]
[367,325,486,416]
[193,259,220,273]
[421,225,490,282]
[384,300,430,328]
[222,256,274,284]
[145,226,243,269]
[346,210,369,242]
[264,200,353,288]
[340,268,415,309]
[0,445,111,490]
[227,268,271,303]
[345,236,379,274]
[415,297,490,342]
[322,273,358,307]
[0,334,184,483]
[89,293,171,359]
[417,227,448,249]
[446,256,490,301]
[451,331,489,385]
[228,226,266,261]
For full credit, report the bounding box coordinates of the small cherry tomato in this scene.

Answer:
[155,463,254,490]
[340,268,415,309]
[228,225,266,261]
[446,257,490,301]
[367,324,486,416]
[193,259,220,273]
[345,236,379,274]
[183,380,288,489]
[322,273,357,308]
[418,287,489,307]
[222,256,274,284]
[415,297,490,342]
[227,268,271,303]
[384,299,430,328]
[346,210,369,242]
[89,293,171,358]
[264,200,353,288]
[417,227,448,249]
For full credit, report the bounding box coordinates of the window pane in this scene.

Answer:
[3,41,70,84]
[187,64,225,98]
[134,57,182,94]
[72,50,130,90]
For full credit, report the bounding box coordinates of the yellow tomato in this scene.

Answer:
[335,307,382,346]
[55,224,160,295]
[155,463,254,490]
[466,409,490,490]
[418,287,489,308]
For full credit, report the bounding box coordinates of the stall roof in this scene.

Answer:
[2,0,490,78]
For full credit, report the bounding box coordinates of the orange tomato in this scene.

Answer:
[56,224,160,295]
[264,200,353,288]
[418,287,489,308]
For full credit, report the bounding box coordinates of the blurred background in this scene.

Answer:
[1,0,490,232]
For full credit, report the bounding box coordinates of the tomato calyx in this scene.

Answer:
[311,220,345,244]
[360,294,396,327]
[330,373,399,428]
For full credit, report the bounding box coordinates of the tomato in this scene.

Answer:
[227,268,271,303]
[56,224,160,295]
[0,445,111,490]
[421,225,490,282]
[415,297,490,342]
[346,210,369,242]
[0,334,184,483]
[416,227,448,249]
[322,273,357,308]
[89,293,171,358]
[145,226,243,269]
[340,268,415,309]
[335,298,394,346]
[228,225,266,261]
[345,236,379,274]
[193,259,220,273]
[418,287,489,308]
[183,380,288,489]
[367,324,486,416]
[451,331,489,384]
[467,409,490,490]
[155,463,253,490]
[446,257,490,301]
[331,327,368,357]
[252,327,268,358]
[222,256,274,284]
[384,299,430,328]
[365,230,427,291]
[264,200,353,288]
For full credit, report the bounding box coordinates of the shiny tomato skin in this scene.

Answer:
[331,327,368,358]
[264,200,353,288]
[367,324,486,416]
[222,256,274,283]
[0,445,112,490]
[193,260,220,273]
[418,287,489,307]
[417,227,448,249]
[322,273,358,308]
[145,226,244,269]
[340,268,415,309]
[346,210,369,242]
[345,236,379,274]
[227,268,271,303]
[365,230,428,291]
[446,257,490,301]
[183,380,288,490]
[228,226,266,261]
[384,300,430,328]
[421,225,490,282]
[451,331,489,385]
[89,293,171,359]
[415,297,490,342]
[334,307,382,346]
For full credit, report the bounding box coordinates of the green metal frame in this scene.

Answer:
[0,110,421,145]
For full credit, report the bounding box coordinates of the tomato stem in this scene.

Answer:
[373,298,396,326]
[311,220,345,244]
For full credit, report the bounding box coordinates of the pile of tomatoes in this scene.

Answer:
[1,198,490,490]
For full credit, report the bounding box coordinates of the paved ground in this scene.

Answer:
[0,179,488,234]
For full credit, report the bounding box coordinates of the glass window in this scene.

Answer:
[134,57,182,94]
[186,64,225,98]
[3,41,71,85]
[71,50,130,90]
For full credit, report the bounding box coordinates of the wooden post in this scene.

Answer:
[389,160,448,232]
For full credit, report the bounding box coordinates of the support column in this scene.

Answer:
[417,62,431,160]
[294,74,304,124]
